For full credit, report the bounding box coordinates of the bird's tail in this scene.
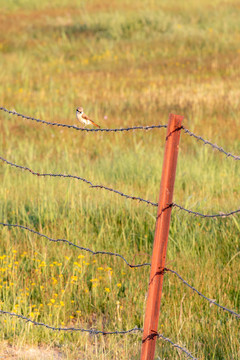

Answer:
[92,121,101,128]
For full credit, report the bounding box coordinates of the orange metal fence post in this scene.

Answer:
[140,113,183,360]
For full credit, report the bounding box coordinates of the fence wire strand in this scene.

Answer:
[165,268,240,319]
[157,333,197,360]
[0,222,151,268]
[1,155,240,218]
[172,203,240,218]
[0,310,196,359]
[183,127,240,160]
[0,155,157,207]
[0,107,167,132]
[0,310,141,334]
[1,106,239,160]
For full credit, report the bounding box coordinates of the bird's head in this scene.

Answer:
[76,107,83,114]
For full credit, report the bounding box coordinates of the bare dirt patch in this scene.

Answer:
[0,342,64,360]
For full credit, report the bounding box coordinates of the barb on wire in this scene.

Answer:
[172,203,240,218]
[0,222,151,268]
[157,333,197,360]
[0,107,167,132]
[0,155,158,207]
[183,127,240,161]
[0,310,196,359]
[0,310,141,334]
[165,268,240,319]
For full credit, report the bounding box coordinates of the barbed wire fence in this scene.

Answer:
[0,107,239,359]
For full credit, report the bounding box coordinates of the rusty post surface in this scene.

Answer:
[140,114,183,360]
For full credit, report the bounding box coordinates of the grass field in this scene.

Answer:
[0,0,240,359]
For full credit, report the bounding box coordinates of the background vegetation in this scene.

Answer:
[0,0,239,358]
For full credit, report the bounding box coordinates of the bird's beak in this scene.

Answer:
[76,108,78,112]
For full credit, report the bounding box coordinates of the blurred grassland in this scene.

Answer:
[0,0,240,359]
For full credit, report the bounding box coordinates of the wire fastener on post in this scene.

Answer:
[141,114,184,360]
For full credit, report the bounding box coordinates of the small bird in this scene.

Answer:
[76,107,100,128]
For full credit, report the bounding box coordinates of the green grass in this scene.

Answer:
[0,0,240,359]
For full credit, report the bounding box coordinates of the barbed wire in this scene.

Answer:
[172,203,240,218]
[1,106,238,358]
[1,155,240,218]
[1,107,239,161]
[0,155,157,207]
[0,222,151,268]
[157,333,197,360]
[183,127,240,160]
[0,310,196,359]
[1,221,238,320]
[165,268,240,319]
[0,310,141,334]
[0,107,167,132]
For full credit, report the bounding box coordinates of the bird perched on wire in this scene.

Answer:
[76,107,101,128]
